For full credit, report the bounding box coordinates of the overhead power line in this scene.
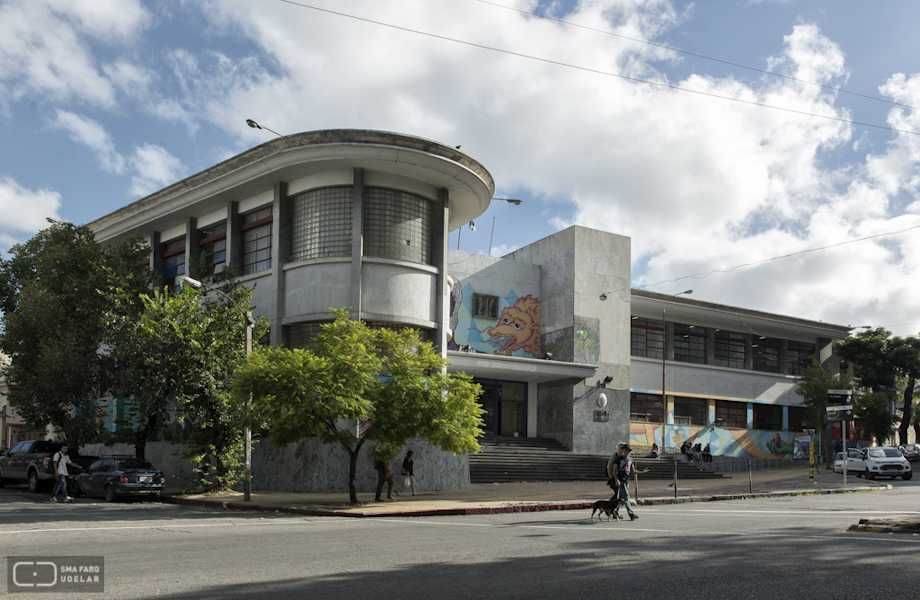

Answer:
[640,222,920,289]
[278,0,920,136]
[473,0,918,112]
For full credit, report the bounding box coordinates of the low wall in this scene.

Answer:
[81,439,471,494]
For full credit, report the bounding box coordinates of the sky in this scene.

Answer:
[2,0,920,335]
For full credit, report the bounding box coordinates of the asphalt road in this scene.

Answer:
[2,484,919,599]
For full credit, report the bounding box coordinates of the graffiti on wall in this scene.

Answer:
[629,422,805,459]
[448,282,541,358]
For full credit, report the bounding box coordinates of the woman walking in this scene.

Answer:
[394,450,418,496]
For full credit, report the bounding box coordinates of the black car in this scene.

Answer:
[900,444,920,462]
[73,457,166,502]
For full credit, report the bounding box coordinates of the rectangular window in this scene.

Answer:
[673,396,708,426]
[753,338,782,373]
[242,207,273,274]
[787,342,816,376]
[472,294,500,319]
[199,222,227,278]
[673,323,707,364]
[162,237,186,293]
[630,317,664,359]
[629,392,663,423]
[753,403,783,431]
[715,400,747,428]
[787,406,807,431]
[714,330,746,369]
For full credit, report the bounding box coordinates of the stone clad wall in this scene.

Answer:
[82,439,470,494]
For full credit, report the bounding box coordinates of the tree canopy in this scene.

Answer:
[837,328,920,445]
[795,359,851,467]
[0,222,150,445]
[231,310,484,504]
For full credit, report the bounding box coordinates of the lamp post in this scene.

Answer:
[181,276,254,502]
[246,119,283,138]
[661,290,692,452]
[488,198,523,256]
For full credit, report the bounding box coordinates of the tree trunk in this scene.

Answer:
[134,414,157,459]
[899,377,914,446]
[348,438,366,505]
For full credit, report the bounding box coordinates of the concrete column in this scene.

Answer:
[527,382,537,438]
[744,335,754,369]
[186,218,200,278]
[269,182,290,347]
[782,405,789,431]
[351,168,364,320]
[432,188,449,357]
[226,201,242,277]
[707,398,716,426]
[707,329,716,365]
[746,403,754,430]
[150,231,164,289]
[780,339,789,375]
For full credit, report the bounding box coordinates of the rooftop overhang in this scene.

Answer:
[447,351,597,384]
[630,289,852,342]
[88,129,495,244]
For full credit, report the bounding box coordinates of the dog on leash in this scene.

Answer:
[590,495,625,522]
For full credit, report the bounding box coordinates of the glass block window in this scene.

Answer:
[630,392,663,423]
[673,396,708,426]
[753,338,782,373]
[787,342,816,376]
[199,222,226,278]
[715,400,747,428]
[714,330,746,369]
[242,206,273,274]
[162,237,186,293]
[292,187,353,261]
[631,317,664,359]
[363,187,433,265]
[673,323,707,364]
[287,323,326,349]
[753,403,783,431]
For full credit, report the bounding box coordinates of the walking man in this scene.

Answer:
[614,444,648,521]
[50,444,82,503]
[374,457,394,502]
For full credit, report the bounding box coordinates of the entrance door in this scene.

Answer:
[499,401,524,436]
[475,379,526,437]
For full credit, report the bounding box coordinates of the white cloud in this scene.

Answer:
[0,178,62,251]
[128,144,185,198]
[0,0,150,111]
[51,110,126,174]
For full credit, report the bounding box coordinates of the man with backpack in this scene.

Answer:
[50,443,82,503]
[613,444,648,521]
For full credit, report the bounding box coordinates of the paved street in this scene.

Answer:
[2,482,919,599]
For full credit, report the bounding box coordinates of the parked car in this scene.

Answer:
[72,457,166,502]
[833,449,860,474]
[898,444,920,462]
[0,440,97,492]
[848,446,912,480]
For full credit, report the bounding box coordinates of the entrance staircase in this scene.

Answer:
[469,436,724,483]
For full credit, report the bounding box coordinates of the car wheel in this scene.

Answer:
[103,485,117,503]
[72,481,82,498]
[0,469,5,488]
[902,473,912,481]
[866,469,875,480]
[28,470,42,493]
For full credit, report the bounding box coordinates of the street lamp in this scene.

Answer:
[181,275,254,502]
[661,290,692,452]
[487,198,524,256]
[245,119,283,138]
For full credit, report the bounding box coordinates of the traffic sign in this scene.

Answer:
[827,389,852,405]
[826,405,854,421]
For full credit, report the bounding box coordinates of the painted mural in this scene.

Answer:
[448,282,542,358]
[629,422,806,460]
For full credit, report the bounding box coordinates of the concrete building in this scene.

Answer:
[87,129,851,491]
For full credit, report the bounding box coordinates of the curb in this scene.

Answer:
[162,484,890,518]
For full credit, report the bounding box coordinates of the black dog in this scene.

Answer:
[590,495,625,522]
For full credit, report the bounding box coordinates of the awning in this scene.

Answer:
[446,351,597,383]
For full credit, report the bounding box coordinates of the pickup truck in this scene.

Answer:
[0,440,98,493]
[847,446,912,480]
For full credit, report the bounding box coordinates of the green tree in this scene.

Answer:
[837,328,920,446]
[853,391,899,446]
[795,360,851,468]
[231,310,484,504]
[0,222,149,446]
[106,280,266,490]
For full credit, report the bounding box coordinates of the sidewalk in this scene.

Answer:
[163,465,891,518]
